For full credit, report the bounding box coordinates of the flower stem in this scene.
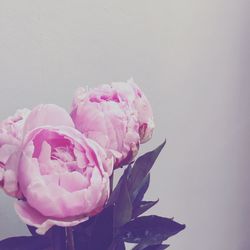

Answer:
[110,172,114,193]
[65,227,75,250]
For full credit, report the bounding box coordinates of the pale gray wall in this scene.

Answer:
[0,1,249,249]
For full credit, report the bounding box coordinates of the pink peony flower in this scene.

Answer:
[14,104,113,234]
[111,79,155,143]
[0,108,30,197]
[71,80,154,167]
[71,84,140,168]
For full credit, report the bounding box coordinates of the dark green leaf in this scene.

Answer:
[26,225,38,236]
[132,174,150,205]
[108,238,125,250]
[121,215,185,245]
[132,243,148,250]
[113,176,133,229]
[74,217,95,249]
[133,200,159,218]
[74,216,95,236]
[142,244,169,250]
[0,236,51,250]
[107,165,132,207]
[51,226,66,250]
[88,205,114,250]
[128,140,166,193]
[133,243,169,250]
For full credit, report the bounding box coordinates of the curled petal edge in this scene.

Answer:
[23,104,74,136]
[15,200,88,235]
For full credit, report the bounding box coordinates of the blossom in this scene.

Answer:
[71,85,140,167]
[15,104,112,234]
[0,109,30,197]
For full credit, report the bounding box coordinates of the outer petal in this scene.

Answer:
[86,138,114,176]
[0,144,17,165]
[0,108,30,142]
[23,104,74,135]
[15,201,88,235]
[0,108,30,197]
[0,167,4,184]
[3,169,18,196]
[0,149,23,198]
[111,79,155,143]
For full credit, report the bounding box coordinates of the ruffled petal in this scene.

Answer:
[0,144,17,165]
[3,169,18,196]
[15,201,88,235]
[59,171,90,192]
[23,104,74,135]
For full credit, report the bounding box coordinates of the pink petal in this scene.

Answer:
[15,200,88,235]
[3,169,18,195]
[38,141,51,164]
[25,181,68,217]
[59,171,90,192]
[0,168,4,182]
[23,104,74,135]
[0,144,17,164]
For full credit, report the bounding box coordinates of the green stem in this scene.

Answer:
[65,227,75,250]
[110,172,114,194]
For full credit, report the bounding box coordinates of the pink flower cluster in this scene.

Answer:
[0,80,154,234]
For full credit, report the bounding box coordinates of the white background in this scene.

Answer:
[0,1,249,249]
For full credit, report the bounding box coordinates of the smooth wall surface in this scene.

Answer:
[0,1,249,249]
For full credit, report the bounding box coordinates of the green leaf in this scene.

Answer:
[128,140,166,194]
[51,226,66,250]
[0,236,51,250]
[121,215,185,245]
[113,175,133,229]
[132,243,148,250]
[88,205,114,250]
[133,200,159,218]
[106,165,131,207]
[132,174,150,205]
[74,218,95,250]
[108,238,125,250]
[133,244,169,250]
[143,244,169,250]
[26,225,38,236]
